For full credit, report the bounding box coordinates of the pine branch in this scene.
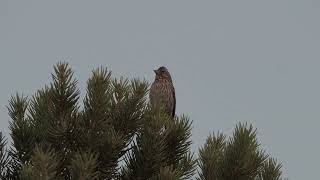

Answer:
[164,115,192,167]
[121,105,168,180]
[110,78,148,144]
[95,127,125,179]
[7,94,36,179]
[150,166,180,180]
[82,68,146,179]
[50,62,80,119]
[197,132,226,180]
[162,115,196,179]
[0,132,10,179]
[257,158,283,180]
[219,123,268,180]
[20,146,60,180]
[121,107,196,180]
[70,151,98,180]
[46,62,81,179]
[81,67,116,178]
[83,67,112,133]
[168,152,197,180]
[28,87,53,145]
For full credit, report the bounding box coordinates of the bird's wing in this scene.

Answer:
[171,85,176,118]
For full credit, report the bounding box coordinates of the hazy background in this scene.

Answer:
[1,1,320,179]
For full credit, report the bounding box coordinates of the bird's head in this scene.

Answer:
[154,66,172,81]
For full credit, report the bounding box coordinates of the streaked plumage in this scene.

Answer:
[150,66,176,118]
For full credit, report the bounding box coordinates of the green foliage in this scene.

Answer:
[0,62,286,180]
[197,132,225,180]
[70,151,98,180]
[197,123,284,180]
[257,158,283,180]
[20,146,60,180]
[0,132,10,179]
[8,94,37,179]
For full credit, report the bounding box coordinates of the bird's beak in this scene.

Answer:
[153,69,158,74]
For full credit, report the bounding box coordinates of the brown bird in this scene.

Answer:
[150,66,176,118]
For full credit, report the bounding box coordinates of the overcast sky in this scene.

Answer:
[1,1,320,179]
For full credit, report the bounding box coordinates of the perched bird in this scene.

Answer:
[150,66,176,118]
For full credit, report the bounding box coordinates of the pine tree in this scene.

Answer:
[0,62,285,180]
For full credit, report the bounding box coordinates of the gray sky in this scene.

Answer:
[1,1,319,179]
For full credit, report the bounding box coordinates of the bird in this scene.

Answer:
[150,66,176,118]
